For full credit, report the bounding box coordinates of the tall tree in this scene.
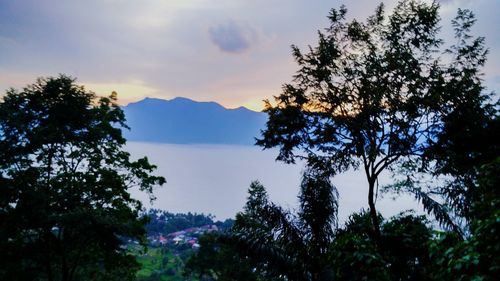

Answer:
[257,0,490,239]
[0,75,166,281]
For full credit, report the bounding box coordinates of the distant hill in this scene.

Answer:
[122,97,267,145]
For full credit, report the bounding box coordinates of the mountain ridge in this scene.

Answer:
[126,97,261,113]
[122,97,267,145]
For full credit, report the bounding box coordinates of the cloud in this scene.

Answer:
[208,21,257,53]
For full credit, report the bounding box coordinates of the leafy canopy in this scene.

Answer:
[0,75,165,281]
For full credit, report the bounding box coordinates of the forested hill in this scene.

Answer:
[144,209,234,236]
[122,97,267,145]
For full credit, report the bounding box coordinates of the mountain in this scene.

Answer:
[122,97,268,145]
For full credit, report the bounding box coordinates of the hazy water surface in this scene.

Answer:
[126,142,421,221]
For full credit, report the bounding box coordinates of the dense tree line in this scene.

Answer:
[144,209,233,235]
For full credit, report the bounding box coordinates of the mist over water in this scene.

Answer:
[126,142,421,221]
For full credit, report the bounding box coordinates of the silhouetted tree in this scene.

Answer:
[229,167,338,281]
[0,75,166,281]
[257,0,492,239]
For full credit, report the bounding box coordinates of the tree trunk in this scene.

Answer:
[368,178,381,242]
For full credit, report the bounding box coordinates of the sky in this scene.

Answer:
[1,0,499,111]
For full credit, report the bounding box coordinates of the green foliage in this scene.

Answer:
[330,212,390,281]
[130,245,185,281]
[0,75,165,281]
[330,211,433,281]
[381,213,432,280]
[428,159,500,281]
[183,233,260,281]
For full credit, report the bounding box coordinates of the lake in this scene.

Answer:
[126,142,421,222]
